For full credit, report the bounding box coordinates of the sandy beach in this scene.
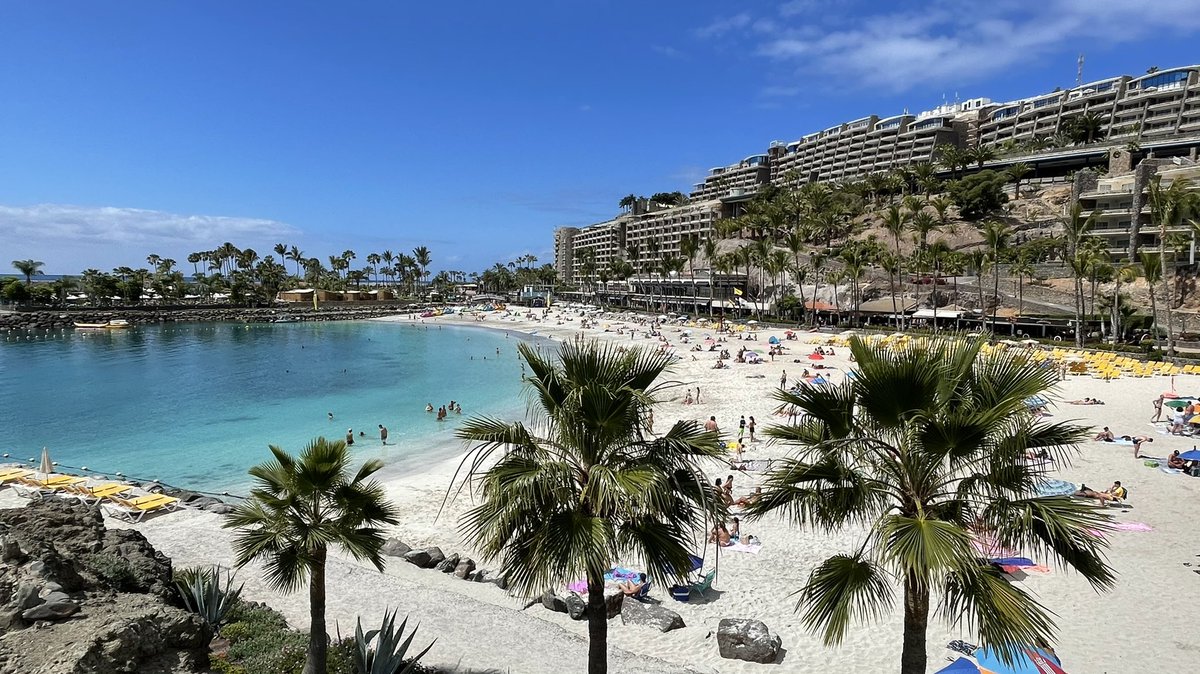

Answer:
[7,308,1200,673]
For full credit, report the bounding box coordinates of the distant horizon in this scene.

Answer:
[3,2,1199,275]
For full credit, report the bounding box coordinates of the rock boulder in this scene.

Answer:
[381,538,411,557]
[716,618,782,664]
[453,557,476,579]
[620,599,685,632]
[403,550,432,568]
[435,553,460,573]
[424,546,446,567]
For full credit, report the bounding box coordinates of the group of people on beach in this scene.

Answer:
[708,475,763,546]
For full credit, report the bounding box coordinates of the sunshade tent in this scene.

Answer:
[1164,399,1191,409]
[934,659,990,674]
[1178,449,1200,461]
[973,646,1068,674]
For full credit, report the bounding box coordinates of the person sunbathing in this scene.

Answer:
[1093,427,1114,441]
[735,487,762,507]
[1068,397,1104,405]
[617,572,648,597]
[709,523,732,546]
[1074,481,1127,504]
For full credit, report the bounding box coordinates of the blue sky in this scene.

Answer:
[2,1,1199,276]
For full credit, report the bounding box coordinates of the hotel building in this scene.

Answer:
[556,63,1200,282]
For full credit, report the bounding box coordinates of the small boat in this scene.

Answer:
[73,320,131,329]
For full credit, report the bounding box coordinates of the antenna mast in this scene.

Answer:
[1077,53,1085,87]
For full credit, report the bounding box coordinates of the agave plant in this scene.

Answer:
[352,608,434,674]
[174,565,244,631]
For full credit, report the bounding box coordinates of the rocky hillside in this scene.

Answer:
[0,500,211,674]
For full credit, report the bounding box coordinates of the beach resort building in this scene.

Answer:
[1074,157,1200,263]
[555,63,1200,285]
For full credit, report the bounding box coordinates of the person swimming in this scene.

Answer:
[425,403,434,412]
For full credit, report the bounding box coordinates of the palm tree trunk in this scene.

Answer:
[304,547,328,674]
[991,256,1001,331]
[586,572,608,674]
[900,573,930,674]
[1074,275,1085,347]
[1160,234,1175,357]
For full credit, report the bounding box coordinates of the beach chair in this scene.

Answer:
[0,468,31,484]
[11,475,85,499]
[65,482,132,504]
[102,493,182,522]
[689,569,718,598]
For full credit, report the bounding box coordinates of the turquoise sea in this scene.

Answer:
[0,320,530,493]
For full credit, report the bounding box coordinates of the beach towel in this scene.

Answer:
[990,557,1036,568]
[1109,439,1136,446]
[1110,521,1153,532]
[726,542,763,554]
[1160,467,1183,474]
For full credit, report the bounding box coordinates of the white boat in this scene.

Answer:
[73,320,131,329]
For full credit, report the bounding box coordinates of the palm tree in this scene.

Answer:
[679,234,701,314]
[453,340,724,674]
[1010,253,1035,318]
[746,336,1113,674]
[965,144,997,169]
[809,253,827,327]
[11,259,44,286]
[1006,162,1033,199]
[288,246,306,280]
[274,243,289,270]
[881,205,910,327]
[412,247,432,291]
[225,438,400,674]
[1146,175,1198,356]
[1110,262,1138,341]
[982,220,1012,330]
[1139,251,1164,351]
[1062,204,1098,347]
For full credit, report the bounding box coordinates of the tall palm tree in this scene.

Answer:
[881,205,910,327]
[273,243,289,270]
[11,259,44,286]
[1010,252,1035,318]
[288,246,306,280]
[1062,204,1098,347]
[1139,251,1164,351]
[679,234,700,314]
[746,336,1113,674]
[225,438,400,674]
[982,220,1012,330]
[1146,175,1198,356]
[1006,162,1033,199]
[453,341,724,674]
[412,246,432,291]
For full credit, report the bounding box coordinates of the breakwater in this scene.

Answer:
[0,303,413,331]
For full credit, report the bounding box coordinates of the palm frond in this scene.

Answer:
[797,553,894,645]
[939,563,1059,665]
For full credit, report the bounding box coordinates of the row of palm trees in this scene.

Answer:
[229,338,1111,674]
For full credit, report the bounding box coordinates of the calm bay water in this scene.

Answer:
[0,320,529,492]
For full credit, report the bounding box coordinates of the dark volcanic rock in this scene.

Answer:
[403,550,432,568]
[541,589,567,613]
[453,557,476,579]
[565,593,587,620]
[381,538,411,557]
[424,546,445,567]
[0,500,212,672]
[435,553,460,573]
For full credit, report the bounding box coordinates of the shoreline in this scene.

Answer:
[6,306,1200,672]
[0,304,416,331]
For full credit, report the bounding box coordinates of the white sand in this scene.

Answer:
[10,309,1200,673]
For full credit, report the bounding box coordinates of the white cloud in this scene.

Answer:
[694,13,752,39]
[651,44,686,59]
[701,0,1200,93]
[0,203,299,272]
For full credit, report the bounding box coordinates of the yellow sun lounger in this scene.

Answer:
[102,493,183,522]
[10,475,85,499]
[0,469,31,483]
[64,482,132,504]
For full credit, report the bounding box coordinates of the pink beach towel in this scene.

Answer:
[1110,521,1154,532]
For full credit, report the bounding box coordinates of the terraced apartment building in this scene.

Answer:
[556,64,1200,283]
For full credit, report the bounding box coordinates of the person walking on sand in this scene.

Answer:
[748,416,756,443]
[1152,394,1165,422]
[780,370,787,389]
[738,415,746,443]
[379,424,388,445]
[696,386,701,403]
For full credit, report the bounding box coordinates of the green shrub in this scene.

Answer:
[949,170,1009,220]
[174,565,243,631]
[84,553,138,591]
[351,609,434,674]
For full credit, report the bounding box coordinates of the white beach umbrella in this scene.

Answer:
[38,447,53,478]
